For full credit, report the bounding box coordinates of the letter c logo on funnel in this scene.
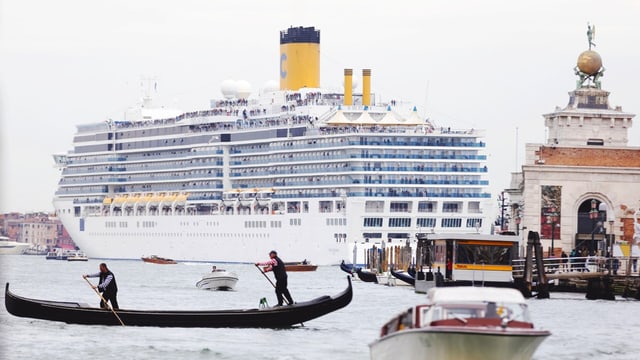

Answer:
[280,53,287,79]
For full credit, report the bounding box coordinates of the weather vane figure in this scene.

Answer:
[574,23,604,89]
[587,23,596,50]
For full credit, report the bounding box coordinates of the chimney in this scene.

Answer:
[343,69,353,106]
[362,69,371,107]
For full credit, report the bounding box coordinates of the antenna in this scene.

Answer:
[515,127,519,171]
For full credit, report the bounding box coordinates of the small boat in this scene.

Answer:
[390,269,415,286]
[356,268,378,283]
[66,251,89,262]
[284,261,318,272]
[4,277,353,328]
[369,286,550,360]
[0,236,30,255]
[141,255,177,264]
[22,245,48,256]
[45,249,75,260]
[196,267,239,290]
[339,260,359,276]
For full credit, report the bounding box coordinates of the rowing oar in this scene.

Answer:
[254,264,292,305]
[83,276,125,326]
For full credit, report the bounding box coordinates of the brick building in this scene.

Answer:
[505,37,639,256]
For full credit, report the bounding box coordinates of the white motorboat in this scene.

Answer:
[196,267,239,291]
[66,251,89,261]
[369,286,550,360]
[0,236,30,255]
[22,245,48,255]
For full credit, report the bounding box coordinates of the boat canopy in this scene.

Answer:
[427,287,526,305]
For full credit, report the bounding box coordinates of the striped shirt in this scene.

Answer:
[257,258,278,272]
[87,272,113,290]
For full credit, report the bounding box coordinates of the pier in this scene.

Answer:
[513,231,640,300]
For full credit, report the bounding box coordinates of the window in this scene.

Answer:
[441,218,462,228]
[417,218,436,228]
[389,218,411,227]
[364,217,383,227]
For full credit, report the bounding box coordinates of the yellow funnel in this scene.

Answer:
[279,26,320,91]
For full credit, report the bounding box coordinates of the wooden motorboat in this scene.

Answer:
[141,255,177,264]
[4,277,352,328]
[369,286,550,360]
[196,268,239,291]
[284,261,318,272]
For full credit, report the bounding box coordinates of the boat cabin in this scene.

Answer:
[380,286,533,337]
[415,233,520,285]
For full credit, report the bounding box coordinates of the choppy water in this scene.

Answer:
[1,255,639,360]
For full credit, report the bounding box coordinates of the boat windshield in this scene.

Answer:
[420,301,530,326]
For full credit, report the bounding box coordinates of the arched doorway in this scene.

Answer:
[575,198,609,256]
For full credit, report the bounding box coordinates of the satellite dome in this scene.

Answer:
[221,80,238,99]
[236,80,252,99]
[577,50,602,75]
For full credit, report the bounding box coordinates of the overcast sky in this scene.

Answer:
[1,0,639,213]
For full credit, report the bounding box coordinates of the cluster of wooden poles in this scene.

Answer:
[364,243,413,273]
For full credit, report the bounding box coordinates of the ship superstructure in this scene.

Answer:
[53,26,491,265]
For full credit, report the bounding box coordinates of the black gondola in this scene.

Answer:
[4,277,352,328]
[340,260,359,276]
[390,269,415,286]
[356,268,378,283]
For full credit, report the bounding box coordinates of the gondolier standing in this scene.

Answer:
[83,263,119,310]
[256,250,294,306]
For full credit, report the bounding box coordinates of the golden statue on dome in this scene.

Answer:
[574,23,605,89]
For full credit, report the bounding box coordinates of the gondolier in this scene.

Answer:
[83,263,119,310]
[256,250,294,306]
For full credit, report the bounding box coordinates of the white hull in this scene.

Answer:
[0,241,30,255]
[196,272,239,290]
[369,328,549,360]
[56,209,350,265]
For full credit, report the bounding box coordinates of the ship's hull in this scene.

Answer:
[56,205,350,265]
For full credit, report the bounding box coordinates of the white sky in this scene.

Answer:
[1,0,639,213]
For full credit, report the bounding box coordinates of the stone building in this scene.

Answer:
[506,31,639,257]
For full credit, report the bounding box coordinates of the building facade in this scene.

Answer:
[0,212,75,250]
[507,32,639,256]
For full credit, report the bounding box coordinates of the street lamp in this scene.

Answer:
[498,192,506,233]
[546,206,559,257]
[608,219,615,274]
[589,199,599,255]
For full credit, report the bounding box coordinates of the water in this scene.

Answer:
[1,256,639,360]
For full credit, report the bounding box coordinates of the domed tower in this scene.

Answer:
[542,24,634,147]
[279,26,320,91]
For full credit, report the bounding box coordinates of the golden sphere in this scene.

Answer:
[577,50,602,75]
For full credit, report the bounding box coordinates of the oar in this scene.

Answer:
[254,264,291,305]
[83,276,125,326]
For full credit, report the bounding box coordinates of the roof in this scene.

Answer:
[427,286,526,304]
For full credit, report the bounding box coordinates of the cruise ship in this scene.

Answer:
[53,26,491,265]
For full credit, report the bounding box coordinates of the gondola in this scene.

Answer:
[339,260,359,276]
[4,277,352,328]
[390,269,415,286]
[356,268,378,283]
